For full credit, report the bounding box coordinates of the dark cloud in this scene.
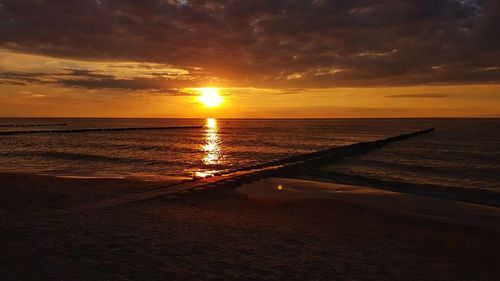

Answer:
[0,69,193,94]
[0,71,49,85]
[386,93,448,98]
[1,0,499,88]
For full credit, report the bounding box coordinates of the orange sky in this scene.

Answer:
[1,1,499,118]
[0,50,499,118]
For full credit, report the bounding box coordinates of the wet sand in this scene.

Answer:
[237,177,500,229]
[1,173,500,280]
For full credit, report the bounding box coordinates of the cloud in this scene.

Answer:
[0,0,499,88]
[386,93,448,98]
[0,69,194,94]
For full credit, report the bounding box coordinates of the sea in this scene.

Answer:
[0,118,498,192]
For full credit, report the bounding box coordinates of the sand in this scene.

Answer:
[1,172,500,280]
[237,177,500,229]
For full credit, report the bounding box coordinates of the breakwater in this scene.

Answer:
[0,126,203,136]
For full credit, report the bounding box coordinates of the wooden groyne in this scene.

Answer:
[236,128,435,171]
[0,123,67,127]
[0,126,203,136]
[69,128,436,212]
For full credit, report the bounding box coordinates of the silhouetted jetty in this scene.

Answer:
[242,128,436,170]
[0,123,67,127]
[0,126,203,136]
[71,128,440,212]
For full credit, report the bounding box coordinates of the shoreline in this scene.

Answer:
[2,170,499,209]
[2,170,499,231]
[237,177,500,230]
[279,168,500,207]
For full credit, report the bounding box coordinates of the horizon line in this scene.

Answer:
[1,116,499,119]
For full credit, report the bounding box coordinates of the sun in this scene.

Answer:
[198,88,223,107]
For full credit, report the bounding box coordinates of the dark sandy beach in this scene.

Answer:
[1,172,500,280]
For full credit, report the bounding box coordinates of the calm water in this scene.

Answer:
[0,118,498,191]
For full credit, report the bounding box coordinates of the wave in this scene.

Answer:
[338,158,500,176]
[1,151,184,166]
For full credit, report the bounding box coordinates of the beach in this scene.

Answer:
[1,172,499,280]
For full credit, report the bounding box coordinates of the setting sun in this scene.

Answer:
[198,88,223,107]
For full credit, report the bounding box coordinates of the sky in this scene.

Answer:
[0,0,499,118]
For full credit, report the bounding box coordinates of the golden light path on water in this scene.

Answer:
[203,118,221,165]
[194,118,222,178]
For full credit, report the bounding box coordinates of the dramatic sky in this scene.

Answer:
[1,0,499,117]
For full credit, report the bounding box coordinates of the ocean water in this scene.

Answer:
[0,118,498,192]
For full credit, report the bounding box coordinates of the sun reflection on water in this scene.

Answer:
[203,118,221,166]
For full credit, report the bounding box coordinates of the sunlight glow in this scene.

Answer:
[202,118,221,165]
[198,88,223,107]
